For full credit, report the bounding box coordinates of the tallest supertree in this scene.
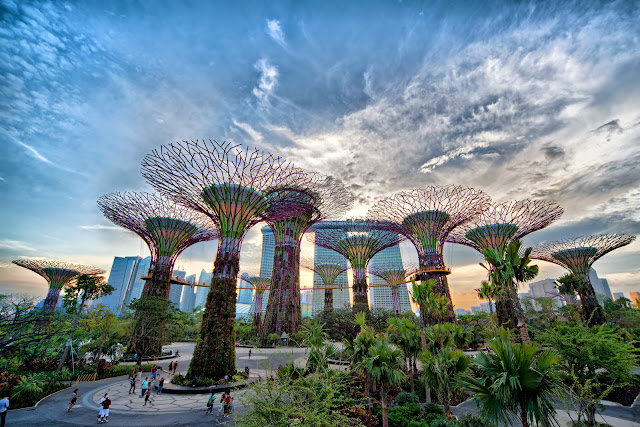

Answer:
[142,139,305,380]
[368,186,490,321]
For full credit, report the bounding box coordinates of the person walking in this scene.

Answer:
[140,377,149,398]
[67,389,78,412]
[143,388,151,406]
[172,361,177,375]
[206,392,216,414]
[151,365,157,381]
[129,366,135,379]
[99,394,111,423]
[129,376,136,394]
[168,361,173,373]
[157,377,164,395]
[217,393,225,416]
[248,349,252,358]
[224,373,229,384]
[0,396,9,427]
[223,392,231,417]
[230,396,235,412]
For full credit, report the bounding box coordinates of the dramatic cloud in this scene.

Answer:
[252,58,278,103]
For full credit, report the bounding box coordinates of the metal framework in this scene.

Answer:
[97,192,219,299]
[448,199,563,329]
[302,261,349,311]
[531,233,635,326]
[261,174,352,336]
[307,220,404,311]
[141,139,304,380]
[368,185,490,320]
[368,264,418,315]
[12,259,104,323]
[242,275,271,330]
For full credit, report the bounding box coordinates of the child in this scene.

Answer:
[67,389,78,412]
[143,388,151,406]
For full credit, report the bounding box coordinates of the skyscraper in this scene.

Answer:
[589,268,613,302]
[180,274,197,312]
[168,270,186,307]
[98,256,141,314]
[250,226,274,316]
[238,272,254,304]
[368,244,411,312]
[612,292,625,301]
[526,278,564,309]
[124,256,151,306]
[194,269,212,310]
[311,227,349,314]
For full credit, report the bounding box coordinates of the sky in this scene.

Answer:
[1,0,639,310]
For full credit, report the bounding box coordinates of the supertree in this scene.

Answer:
[531,233,635,326]
[261,174,352,336]
[369,264,418,316]
[97,192,219,299]
[242,275,271,330]
[141,139,305,380]
[302,261,349,312]
[12,259,104,325]
[307,220,404,312]
[448,200,563,333]
[367,186,491,321]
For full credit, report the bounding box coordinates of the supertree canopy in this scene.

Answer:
[531,233,635,326]
[242,275,271,330]
[448,199,563,329]
[368,264,418,315]
[302,261,349,311]
[141,139,304,380]
[261,174,352,336]
[368,185,490,320]
[12,259,104,323]
[97,192,219,299]
[307,220,404,312]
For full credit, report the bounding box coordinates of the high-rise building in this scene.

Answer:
[311,227,349,314]
[454,308,469,316]
[368,243,411,312]
[300,290,313,304]
[168,270,186,307]
[480,302,496,312]
[238,272,254,304]
[526,278,564,309]
[124,256,151,306]
[194,269,212,311]
[613,292,625,301]
[630,292,640,306]
[250,226,273,316]
[589,268,613,302]
[471,306,482,314]
[180,274,197,312]
[98,256,141,314]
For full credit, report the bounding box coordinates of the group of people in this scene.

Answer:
[128,366,165,406]
[206,390,234,417]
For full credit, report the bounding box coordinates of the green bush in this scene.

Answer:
[388,402,423,427]
[430,419,455,427]
[423,402,444,415]
[95,363,153,380]
[267,333,280,345]
[424,413,447,425]
[456,414,496,427]
[395,391,419,406]
[407,420,430,427]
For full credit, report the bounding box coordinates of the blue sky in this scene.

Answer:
[1,0,639,309]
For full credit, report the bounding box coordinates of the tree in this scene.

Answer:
[361,336,406,427]
[83,305,120,363]
[387,317,421,393]
[127,297,171,366]
[421,345,469,418]
[58,275,115,371]
[349,313,378,401]
[301,319,338,373]
[410,279,438,351]
[460,336,561,427]
[475,280,502,338]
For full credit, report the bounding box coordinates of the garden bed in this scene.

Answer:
[604,384,640,406]
[162,377,257,394]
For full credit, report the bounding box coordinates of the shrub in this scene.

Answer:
[430,419,455,427]
[423,402,444,415]
[456,414,496,427]
[388,402,423,427]
[424,413,447,425]
[395,391,419,406]
[267,333,280,345]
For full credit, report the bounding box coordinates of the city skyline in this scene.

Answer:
[1,1,639,310]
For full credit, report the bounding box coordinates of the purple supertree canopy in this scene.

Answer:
[448,199,564,254]
[367,186,490,268]
[302,262,349,289]
[242,275,271,293]
[97,192,219,263]
[12,259,105,288]
[531,233,636,275]
[368,264,419,287]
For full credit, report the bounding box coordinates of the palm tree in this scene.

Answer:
[350,313,377,400]
[421,345,469,418]
[555,273,583,323]
[362,336,406,427]
[410,279,438,351]
[460,336,561,427]
[387,317,421,393]
[475,280,502,338]
[301,319,338,373]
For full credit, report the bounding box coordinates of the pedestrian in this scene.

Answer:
[141,377,149,398]
[217,394,225,416]
[68,388,78,412]
[248,349,252,358]
[151,365,157,380]
[143,388,151,406]
[223,391,231,417]
[224,373,229,384]
[0,396,9,427]
[157,377,164,395]
[168,361,173,372]
[129,366,135,379]
[98,393,107,423]
[230,396,235,412]
[98,393,111,423]
[129,376,136,394]
[172,361,177,375]
[206,392,216,414]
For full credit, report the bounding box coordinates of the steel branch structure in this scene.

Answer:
[261,174,352,336]
[448,199,563,329]
[242,275,271,330]
[302,261,349,311]
[368,264,418,315]
[531,233,635,326]
[307,220,404,312]
[12,259,104,325]
[98,192,219,299]
[368,185,490,320]
[141,139,304,380]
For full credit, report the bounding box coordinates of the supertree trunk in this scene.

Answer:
[324,288,333,311]
[579,277,605,326]
[262,244,302,336]
[353,267,369,312]
[418,252,455,322]
[42,286,63,318]
[253,293,264,330]
[188,237,240,379]
[391,286,401,316]
[495,291,518,330]
[141,256,173,299]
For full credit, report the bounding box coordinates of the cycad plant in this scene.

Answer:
[460,336,561,427]
[361,336,406,427]
[421,345,469,418]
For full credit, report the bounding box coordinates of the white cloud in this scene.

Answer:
[252,58,278,103]
[232,119,263,142]
[266,19,286,46]
[78,224,126,231]
[0,239,36,252]
[15,140,53,165]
